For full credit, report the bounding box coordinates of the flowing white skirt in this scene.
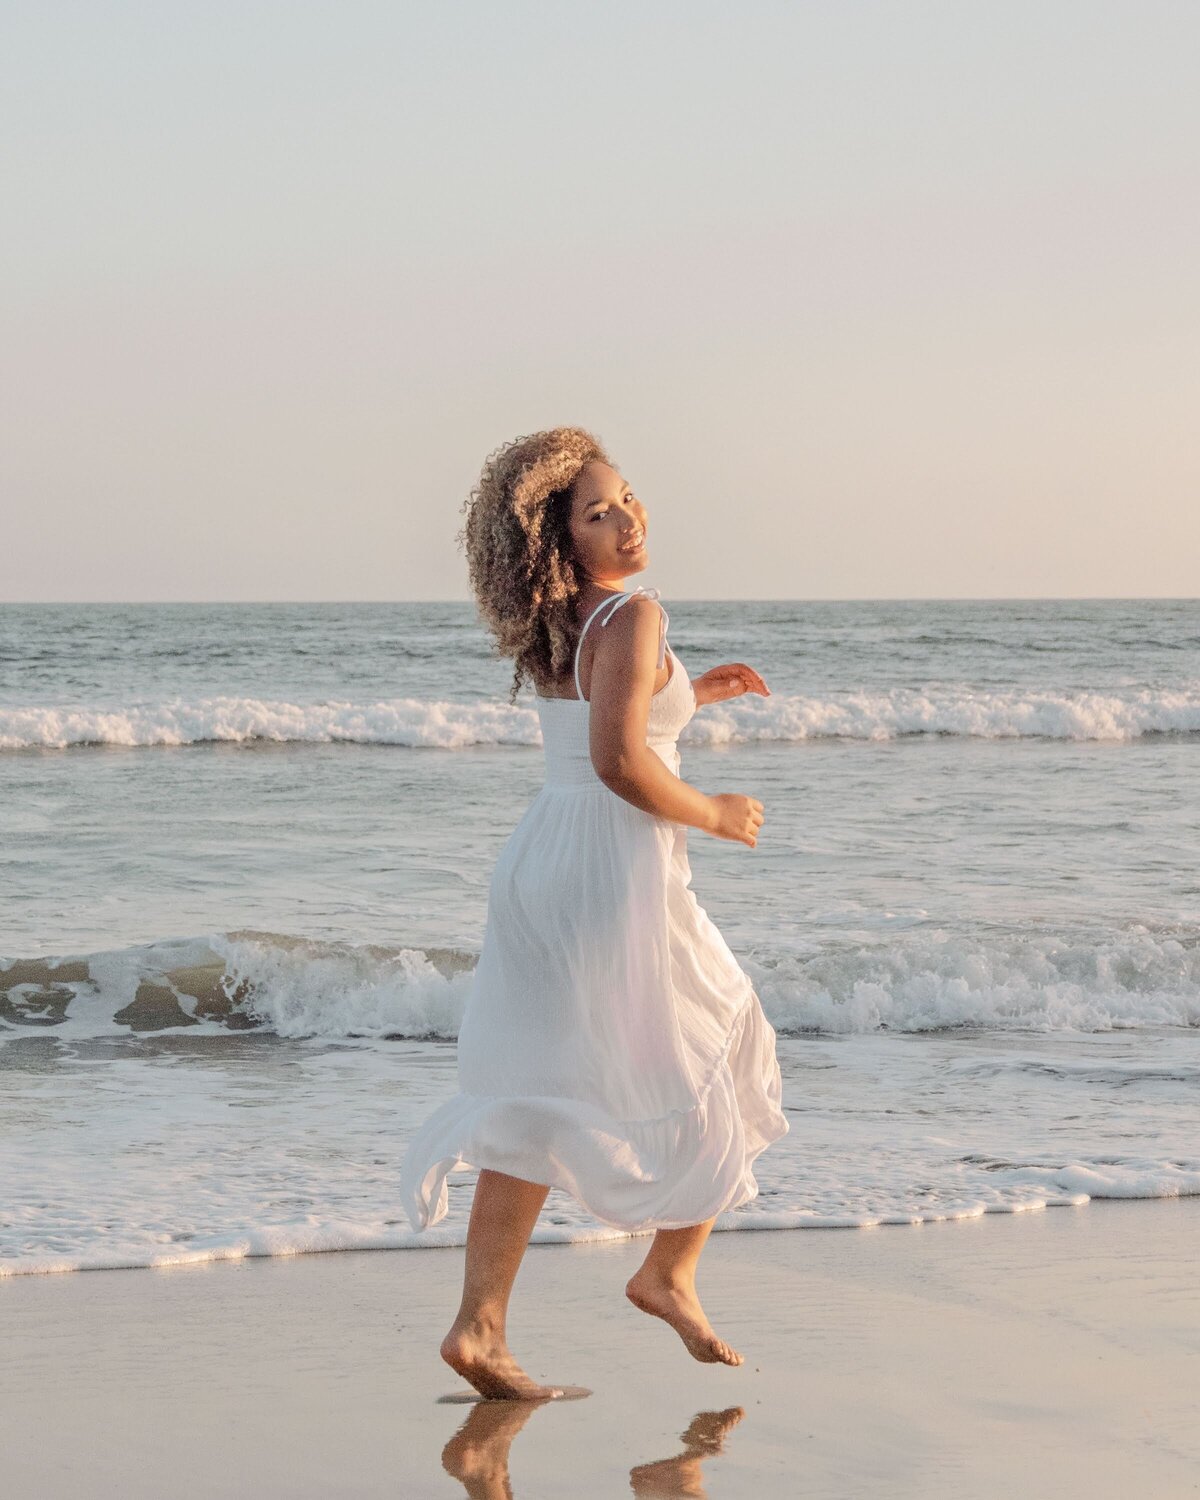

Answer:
[399,773,788,1233]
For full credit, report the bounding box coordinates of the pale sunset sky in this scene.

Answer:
[3,1,1197,601]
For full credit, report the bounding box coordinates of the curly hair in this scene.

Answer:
[457,426,615,704]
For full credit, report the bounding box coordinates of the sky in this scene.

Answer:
[2,0,1197,602]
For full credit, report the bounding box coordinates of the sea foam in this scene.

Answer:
[4,684,1200,749]
[4,926,1199,1044]
[3,1024,1197,1276]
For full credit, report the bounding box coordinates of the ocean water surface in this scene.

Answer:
[2,598,1198,1275]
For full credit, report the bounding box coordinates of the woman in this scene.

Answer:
[400,427,788,1400]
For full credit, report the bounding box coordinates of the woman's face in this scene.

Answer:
[567,461,649,587]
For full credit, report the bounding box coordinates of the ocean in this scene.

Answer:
[2,597,1198,1276]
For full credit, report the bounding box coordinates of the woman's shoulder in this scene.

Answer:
[590,592,668,665]
[605,589,666,627]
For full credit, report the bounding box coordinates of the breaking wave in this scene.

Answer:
[4,685,1200,750]
[4,925,1198,1044]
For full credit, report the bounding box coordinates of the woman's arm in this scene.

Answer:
[584,598,724,834]
[599,742,721,832]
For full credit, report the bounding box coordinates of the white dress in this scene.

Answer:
[400,587,788,1233]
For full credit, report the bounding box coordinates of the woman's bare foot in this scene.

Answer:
[624,1272,744,1366]
[441,1321,566,1400]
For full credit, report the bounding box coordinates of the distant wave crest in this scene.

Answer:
[692,686,1200,743]
[0,696,537,750]
[4,685,1200,749]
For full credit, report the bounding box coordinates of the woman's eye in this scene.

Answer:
[592,496,635,521]
[591,494,637,521]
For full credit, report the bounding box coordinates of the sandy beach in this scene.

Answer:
[4,1199,1197,1499]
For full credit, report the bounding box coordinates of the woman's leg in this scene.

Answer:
[440,1168,565,1399]
[625,1217,744,1366]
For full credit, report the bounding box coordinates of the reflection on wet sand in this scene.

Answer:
[441,1397,538,1500]
[628,1407,746,1497]
[440,1400,745,1499]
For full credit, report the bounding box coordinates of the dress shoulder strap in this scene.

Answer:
[572,586,669,701]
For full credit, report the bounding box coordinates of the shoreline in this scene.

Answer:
[4,1197,1197,1497]
[7,1184,1194,1279]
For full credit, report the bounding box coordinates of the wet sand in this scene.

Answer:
[3,1199,1198,1498]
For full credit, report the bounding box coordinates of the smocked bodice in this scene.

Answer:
[535,588,696,789]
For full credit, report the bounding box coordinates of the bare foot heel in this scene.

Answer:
[625,1274,744,1366]
[440,1325,567,1401]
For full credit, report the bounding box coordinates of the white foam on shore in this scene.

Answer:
[2,1029,1197,1277]
[4,684,1200,749]
[0,1202,1125,1277]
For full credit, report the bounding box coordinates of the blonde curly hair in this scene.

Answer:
[458,426,615,704]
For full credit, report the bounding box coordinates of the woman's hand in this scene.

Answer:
[706,793,765,848]
[692,663,771,708]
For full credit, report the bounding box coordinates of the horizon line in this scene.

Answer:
[1,595,1197,608]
